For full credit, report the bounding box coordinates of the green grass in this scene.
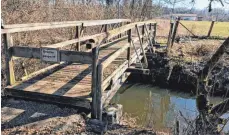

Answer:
[179,21,229,37]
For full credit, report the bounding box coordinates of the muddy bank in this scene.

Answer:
[128,54,229,96]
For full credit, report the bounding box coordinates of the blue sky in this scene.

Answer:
[154,0,229,10]
[195,0,229,10]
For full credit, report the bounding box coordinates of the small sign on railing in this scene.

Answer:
[41,48,59,62]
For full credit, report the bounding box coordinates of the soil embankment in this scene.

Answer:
[129,51,229,96]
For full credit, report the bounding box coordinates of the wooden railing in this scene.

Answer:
[1,19,131,86]
[90,20,157,120]
[1,19,157,121]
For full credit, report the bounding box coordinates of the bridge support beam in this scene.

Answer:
[126,68,150,75]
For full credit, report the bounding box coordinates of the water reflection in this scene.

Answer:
[111,84,228,131]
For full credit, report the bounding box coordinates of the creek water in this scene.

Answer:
[111,83,229,132]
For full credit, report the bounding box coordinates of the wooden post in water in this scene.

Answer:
[207,20,215,37]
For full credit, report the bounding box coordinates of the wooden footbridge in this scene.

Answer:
[2,19,157,120]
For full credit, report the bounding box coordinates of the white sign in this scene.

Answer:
[41,48,59,62]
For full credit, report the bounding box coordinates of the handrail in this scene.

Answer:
[88,20,156,45]
[1,19,131,34]
[91,20,157,119]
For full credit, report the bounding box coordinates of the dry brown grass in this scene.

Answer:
[155,19,229,38]
[170,39,224,62]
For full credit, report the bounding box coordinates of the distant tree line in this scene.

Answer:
[2,0,229,21]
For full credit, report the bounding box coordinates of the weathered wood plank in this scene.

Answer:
[126,67,150,75]
[102,61,128,91]
[60,50,93,63]
[101,36,141,69]
[102,72,130,107]
[10,46,40,59]
[10,46,93,64]
[5,87,91,109]
[44,33,104,49]
[89,21,156,45]
[2,19,131,34]
[21,62,66,81]
[101,41,148,91]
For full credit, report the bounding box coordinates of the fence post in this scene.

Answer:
[167,17,180,56]
[166,21,174,55]
[171,17,180,47]
[207,20,215,37]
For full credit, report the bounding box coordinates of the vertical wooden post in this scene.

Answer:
[119,22,122,38]
[75,26,80,51]
[104,24,108,32]
[91,47,98,119]
[167,21,174,52]
[176,120,179,135]
[2,20,16,86]
[136,25,148,68]
[149,23,152,33]
[153,23,157,44]
[141,24,145,43]
[3,33,16,85]
[100,25,104,33]
[207,20,215,37]
[127,27,132,67]
[144,24,154,53]
[97,64,103,120]
[104,24,108,43]
[167,17,180,56]
[171,17,180,47]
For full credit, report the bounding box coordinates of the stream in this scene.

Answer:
[111,83,229,132]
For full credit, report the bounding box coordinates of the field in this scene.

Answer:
[156,19,229,38]
[180,21,229,37]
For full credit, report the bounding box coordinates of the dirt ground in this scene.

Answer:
[1,97,171,135]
